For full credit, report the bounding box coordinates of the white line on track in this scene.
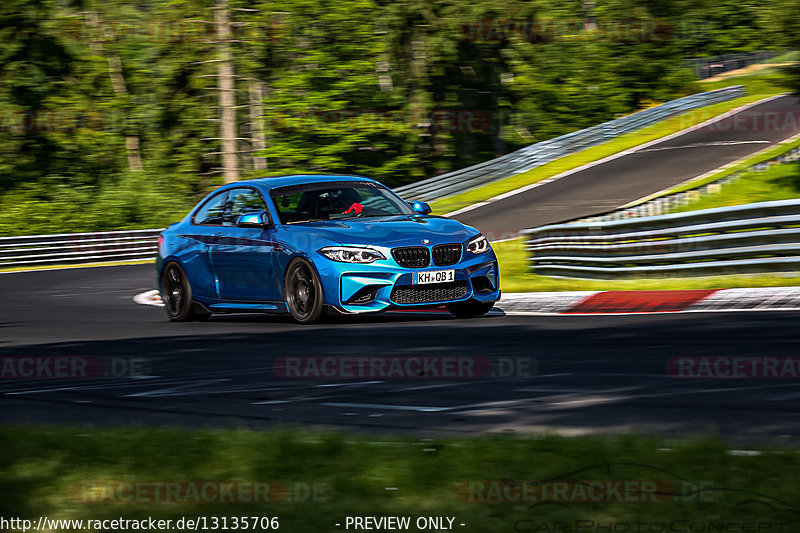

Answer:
[321,402,454,412]
[322,381,800,415]
[0,378,184,395]
[513,385,648,394]
[544,382,800,407]
[314,380,385,388]
[769,390,800,401]
[123,379,232,398]
[634,140,771,153]
[445,94,786,218]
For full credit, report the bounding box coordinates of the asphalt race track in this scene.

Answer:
[458,94,800,238]
[4,95,800,443]
[2,265,800,444]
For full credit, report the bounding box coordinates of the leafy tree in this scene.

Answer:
[0,0,795,234]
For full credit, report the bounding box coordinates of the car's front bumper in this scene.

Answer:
[314,251,500,314]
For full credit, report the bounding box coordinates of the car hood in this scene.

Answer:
[279,215,479,247]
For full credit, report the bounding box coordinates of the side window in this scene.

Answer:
[222,188,268,226]
[193,192,228,225]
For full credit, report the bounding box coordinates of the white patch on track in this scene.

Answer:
[133,289,164,307]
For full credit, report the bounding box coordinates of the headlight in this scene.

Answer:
[466,234,491,255]
[318,246,386,263]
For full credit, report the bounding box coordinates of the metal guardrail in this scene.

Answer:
[0,86,751,270]
[0,229,162,269]
[523,199,800,278]
[394,85,745,203]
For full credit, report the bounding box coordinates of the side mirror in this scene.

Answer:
[410,201,432,215]
[236,211,272,228]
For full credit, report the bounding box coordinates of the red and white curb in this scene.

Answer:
[133,287,800,315]
[499,287,800,315]
[683,287,800,313]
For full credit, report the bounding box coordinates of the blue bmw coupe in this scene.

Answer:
[156,174,500,324]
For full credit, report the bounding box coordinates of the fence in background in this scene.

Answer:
[394,85,745,203]
[685,51,785,80]
[523,199,800,279]
[0,229,162,269]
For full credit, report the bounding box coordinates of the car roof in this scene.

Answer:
[238,174,379,190]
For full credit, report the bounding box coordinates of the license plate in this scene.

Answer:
[413,269,455,285]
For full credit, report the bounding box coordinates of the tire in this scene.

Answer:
[446,300,494,319]
[160,262,211,322]
[284,258,324,324]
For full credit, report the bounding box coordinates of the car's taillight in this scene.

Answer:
[157,235,164,252]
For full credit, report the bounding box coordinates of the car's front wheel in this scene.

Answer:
[284,258,324,324]
[160,262,211,322]
[446,300,494,319]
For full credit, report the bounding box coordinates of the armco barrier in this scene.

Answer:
[523,199,800,279]
[394,85,745,203]
[0,86,751,270]
[0,229,162,268]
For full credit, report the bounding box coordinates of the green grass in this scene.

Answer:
[699,68,792,94]
[0,258,153,274]
[2,427,799,532]
[494,238,800,292]
[666,161,800,214]
[429,69,790,216]
[765,50,799,64]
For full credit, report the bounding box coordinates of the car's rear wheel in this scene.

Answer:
[160,262,210,322]
[285,258,324,324]
[446,300,494,319]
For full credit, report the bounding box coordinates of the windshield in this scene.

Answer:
[269,181,415,224]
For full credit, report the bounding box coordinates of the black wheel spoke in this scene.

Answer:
[287,262,317,320]
[163,265,186,316]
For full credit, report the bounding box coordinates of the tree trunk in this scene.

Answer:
[216,0,239,183]
[249,81,267,171]
[87,13,143,172]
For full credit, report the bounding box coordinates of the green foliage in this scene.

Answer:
[0,0,796,235]
[2,427,800,531]
[0,170,190,236]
